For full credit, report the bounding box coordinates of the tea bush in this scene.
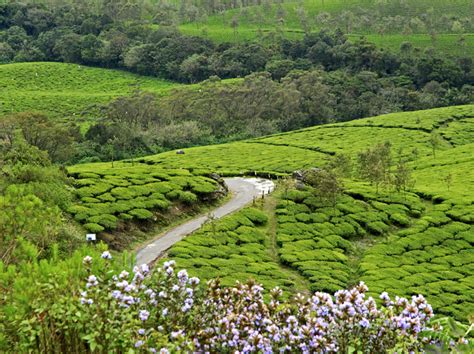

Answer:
[359,203,474,322]
[66,164,220,234]
[163,207,303,293]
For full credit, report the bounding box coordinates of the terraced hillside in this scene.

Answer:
[69,104,474,322]
[0,62,180,122]
[140,105,474,201]
[178,0,474,56]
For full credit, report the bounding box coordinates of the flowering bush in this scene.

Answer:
[72,254,471,353]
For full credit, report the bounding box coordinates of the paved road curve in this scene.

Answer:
[135,177,275,265]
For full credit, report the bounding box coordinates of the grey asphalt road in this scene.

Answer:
[135,177,275,266]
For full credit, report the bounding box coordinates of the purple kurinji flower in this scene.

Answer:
[140,264,150,274]
[86,275,98,288]
[189,277,200,286]
[359,318,370,328]
[101,251,112,260]
[139,310,150,321]
[177,269,188,283]
[78,259,441,352]
[111,290,122,299]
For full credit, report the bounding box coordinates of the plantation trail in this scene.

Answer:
[135,177,275,265]
[263,195,312,294]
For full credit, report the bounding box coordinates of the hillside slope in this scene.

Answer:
[178,0,473,56]
[71,105,474,321]
[0,62,180,122]
[141,105,474,201]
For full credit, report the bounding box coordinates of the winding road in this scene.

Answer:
[135,177,275,265]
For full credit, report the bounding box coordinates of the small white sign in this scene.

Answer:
[86,234,96,242]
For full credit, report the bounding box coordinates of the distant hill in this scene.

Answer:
[0,62,180,125]
[178,0,474,56]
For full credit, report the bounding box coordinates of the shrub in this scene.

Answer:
[87,214,118,229]
[178,191,198,204]
[84,223,104,233]
[97,193,116,202]
[190,179,217,194]
[390,212,411,226]
[119,213,133,220]
[286,190,311,203]
[129,209,154,220]
[240,208,268,225]
[76,182,112,198]
[110,187,135,200]
[78,172,100,179]
[367,221,390,235]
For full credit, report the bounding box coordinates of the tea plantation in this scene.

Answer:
[66,163,222,248]
[164,206,309,294]
[141,105,473,176]
[0,62,180,121]
[68,105,474,322]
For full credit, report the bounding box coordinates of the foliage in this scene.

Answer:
[0,245,130,352]
[0,185,61,264]
[3,254,465,352]
[164,207,300,292]
[0,135,82,262]
[0,62,179,121]
[304,168,344,208]
[66,163,221,248]
[357,141,392,192]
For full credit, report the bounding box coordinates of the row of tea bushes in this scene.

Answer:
[277,184,473,321]
[359,201,474,322]
[276,185,425,293]
[164,207,305,293]
[67,164,221,233]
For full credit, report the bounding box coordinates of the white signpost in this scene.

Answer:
[86,233,97,242]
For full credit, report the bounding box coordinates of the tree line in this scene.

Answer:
[1,67,472,165]
[0,2,472,86]
[0,2,472,166]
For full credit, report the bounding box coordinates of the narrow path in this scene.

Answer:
[263,195,311,294]
[135,177,275,265]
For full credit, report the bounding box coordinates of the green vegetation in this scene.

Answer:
[140,105,473,180]
[163,206,308,293]
[127,104,473,322]
[179,0,474,56]
[0,0,473,345]
[0,62,180,122]
[274,181,474,321]
[67,163,222,249]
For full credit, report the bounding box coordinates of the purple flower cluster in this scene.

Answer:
[78,257,443,352]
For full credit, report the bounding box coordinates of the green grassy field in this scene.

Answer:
[69,104,474,322]
[0,62,181,123]
[178,0,474,56]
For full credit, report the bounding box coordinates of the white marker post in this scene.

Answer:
[86,234,96,243]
